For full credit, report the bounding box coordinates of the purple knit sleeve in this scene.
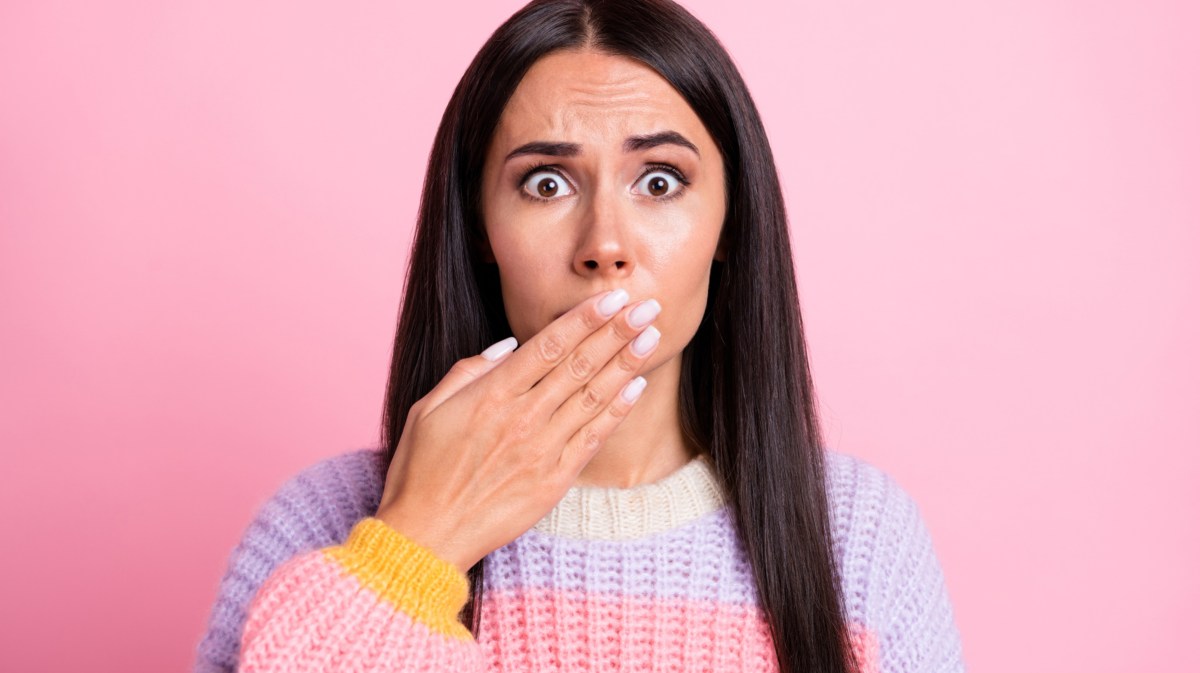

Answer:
[192,449,385,673]
[826,451,966,673]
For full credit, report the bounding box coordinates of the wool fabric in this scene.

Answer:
[194,449,965,672]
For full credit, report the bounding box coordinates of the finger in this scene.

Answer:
[493,288,632,394]
[417,336,517,411]
[558,375,647,474]
[525,298,661,412]
[548,325,659,433]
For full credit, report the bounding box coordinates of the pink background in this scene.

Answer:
[1,0,1196,670]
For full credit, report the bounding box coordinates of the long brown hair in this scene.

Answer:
[378,1,858,671]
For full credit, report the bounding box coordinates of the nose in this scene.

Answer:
[572,191,635,279]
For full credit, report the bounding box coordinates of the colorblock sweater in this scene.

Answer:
[194,449,965,672]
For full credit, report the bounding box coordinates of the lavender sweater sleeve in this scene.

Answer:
[827,451,967,673]
[192,449,384,673]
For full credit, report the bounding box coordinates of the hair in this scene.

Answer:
[377,1,859,672]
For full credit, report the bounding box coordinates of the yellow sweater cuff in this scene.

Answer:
[322,517,473,640]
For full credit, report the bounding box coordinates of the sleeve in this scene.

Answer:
[874,477,967,673]
[192,450,389,673]
[237,517,487,672]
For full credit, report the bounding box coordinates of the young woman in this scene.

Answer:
[195,1,965,671]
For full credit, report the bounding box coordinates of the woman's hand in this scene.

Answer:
[375,289,662,573]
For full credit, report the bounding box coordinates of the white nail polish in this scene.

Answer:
[481,337,518,361]
[621,376,647,403]
[597,289,630,317]
[627,299,661,328]
[631,326,660,356]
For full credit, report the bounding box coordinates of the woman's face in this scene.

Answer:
[480,49,727,373]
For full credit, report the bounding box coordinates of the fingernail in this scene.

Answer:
[620,376,647,403]
[481,336,518,361]
[597,289,630,317]
[631,326,660,357]
[627,299,661,328]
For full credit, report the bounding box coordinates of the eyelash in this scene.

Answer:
[515,162,692,202]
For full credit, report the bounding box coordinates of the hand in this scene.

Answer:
[375,289,662,573]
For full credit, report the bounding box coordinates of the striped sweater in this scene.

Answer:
[194,449,965,672]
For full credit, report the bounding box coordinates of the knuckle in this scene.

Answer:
[537,333,567,364]
[406,400,426,420]
[449,358,476,377]
[567,351,594,381]
[604,320,628,342]
[575,306,605,331]
[613,351,640,374]
[578,384,604,413]
[581,425,603,454]
[607,399,632,420]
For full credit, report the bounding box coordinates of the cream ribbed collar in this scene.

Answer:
[532,453,727,541]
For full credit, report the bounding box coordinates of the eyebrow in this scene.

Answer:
[503,130,700,162]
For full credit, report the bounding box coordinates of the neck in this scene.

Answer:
[573,351,700,489]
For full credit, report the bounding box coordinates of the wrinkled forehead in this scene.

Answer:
[491,49,710,154]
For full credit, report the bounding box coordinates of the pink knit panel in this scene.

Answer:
[478,588,879,672]
[240,551,484,672]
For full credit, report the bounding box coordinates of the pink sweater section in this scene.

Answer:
[240,548,484,671]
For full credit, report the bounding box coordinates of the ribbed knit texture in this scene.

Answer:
[194,450,965,672]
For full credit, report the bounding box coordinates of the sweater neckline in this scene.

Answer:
[531,453,727,541]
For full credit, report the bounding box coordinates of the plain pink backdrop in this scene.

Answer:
[1,0,1197,671]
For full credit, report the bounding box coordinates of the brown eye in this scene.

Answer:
[522,170,574,199]
[634,170,682,198]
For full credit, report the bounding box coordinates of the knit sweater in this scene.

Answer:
[193,449,965,672]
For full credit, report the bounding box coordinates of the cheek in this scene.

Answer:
[666,266,712,344]
[651,216,723,357]
[489,233,566,341]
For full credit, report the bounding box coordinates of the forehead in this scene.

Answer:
[494,49,709,147]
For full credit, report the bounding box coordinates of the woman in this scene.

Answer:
[195,0,965,671]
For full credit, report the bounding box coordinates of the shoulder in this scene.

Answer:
[227,446,386,576]
[823,449,922,538]
[255,447,386,546]
[212,447,385,579]
[194,448,385,673]
[822,450,937,611]
[823,450,966,672]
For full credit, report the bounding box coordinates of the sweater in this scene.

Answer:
[193,449,965,672]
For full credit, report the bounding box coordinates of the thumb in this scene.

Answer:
[419,336,518,411]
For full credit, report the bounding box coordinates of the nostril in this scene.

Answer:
[582,259,627,271]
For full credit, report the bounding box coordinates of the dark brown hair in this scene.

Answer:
[379,1,859,671]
